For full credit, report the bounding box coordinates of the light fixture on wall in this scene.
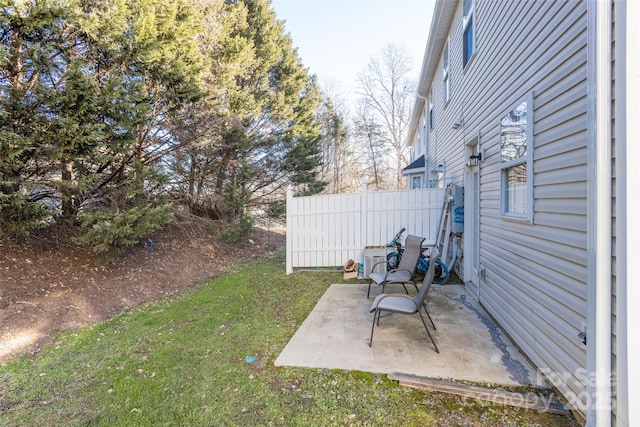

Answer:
[467,152,482,167]
[451,117,464,129]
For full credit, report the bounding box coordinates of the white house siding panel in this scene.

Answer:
[419,0,590,410]
[481,0,588,409]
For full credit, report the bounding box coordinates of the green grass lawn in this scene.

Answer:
[0,252,579,426]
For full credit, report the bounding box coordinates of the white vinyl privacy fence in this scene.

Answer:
[286,184,445,274]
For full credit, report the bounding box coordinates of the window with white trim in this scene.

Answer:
[463,0,474,68]
[442,40,450,105]
[411,175,423,190]
[500,95,533,221]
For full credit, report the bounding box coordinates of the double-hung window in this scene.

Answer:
[500,94,533,222]
[411,175,423,190]
[463,0,474,68]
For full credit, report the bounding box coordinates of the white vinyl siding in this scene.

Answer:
[484,1,588,411]
[417,0,589,414]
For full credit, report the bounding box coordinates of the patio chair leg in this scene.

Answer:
[418,311,439,353]
[369,309,378,347]
[421,304,436,330]
[409,281,419,294]
[367,280,372,299]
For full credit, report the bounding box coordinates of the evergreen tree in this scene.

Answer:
[170,0,325,230]
[1,0,78,232]
[317,95,350,194]
[1,0,326,254]
[1,0,204,259]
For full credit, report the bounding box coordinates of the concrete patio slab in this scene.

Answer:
[274,283,539,387]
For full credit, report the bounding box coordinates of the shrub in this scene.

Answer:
[75,202,171,262]
[218,215,254,243]
[0,193,50,235]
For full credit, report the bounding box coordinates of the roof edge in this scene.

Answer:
[406,0,458,146]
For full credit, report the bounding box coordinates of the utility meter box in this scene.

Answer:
[452,186,464,234]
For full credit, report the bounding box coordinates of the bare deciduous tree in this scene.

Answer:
[352,100,389,190]
[355,44,416,190]
[317,81,367,194]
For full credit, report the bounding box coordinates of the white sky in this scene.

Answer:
[271,0,435,100]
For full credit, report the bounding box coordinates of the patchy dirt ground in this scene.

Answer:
[0,222,285,363]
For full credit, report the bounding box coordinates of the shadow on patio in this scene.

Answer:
[275,283,537,388]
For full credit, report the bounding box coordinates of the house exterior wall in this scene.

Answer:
[410,0,591,417]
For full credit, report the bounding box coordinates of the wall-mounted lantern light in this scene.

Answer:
[467,152,482,167]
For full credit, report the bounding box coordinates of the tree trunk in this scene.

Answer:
[61,162,76,221]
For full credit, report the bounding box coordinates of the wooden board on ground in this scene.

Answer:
[388,372,571,416]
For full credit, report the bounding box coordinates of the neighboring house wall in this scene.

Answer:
[408,0,592,418]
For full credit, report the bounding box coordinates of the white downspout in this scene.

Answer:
[616,2,639,426]
[614,4,628,426]
[587,1,612,425]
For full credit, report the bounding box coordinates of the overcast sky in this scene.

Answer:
[271,0,435,100]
